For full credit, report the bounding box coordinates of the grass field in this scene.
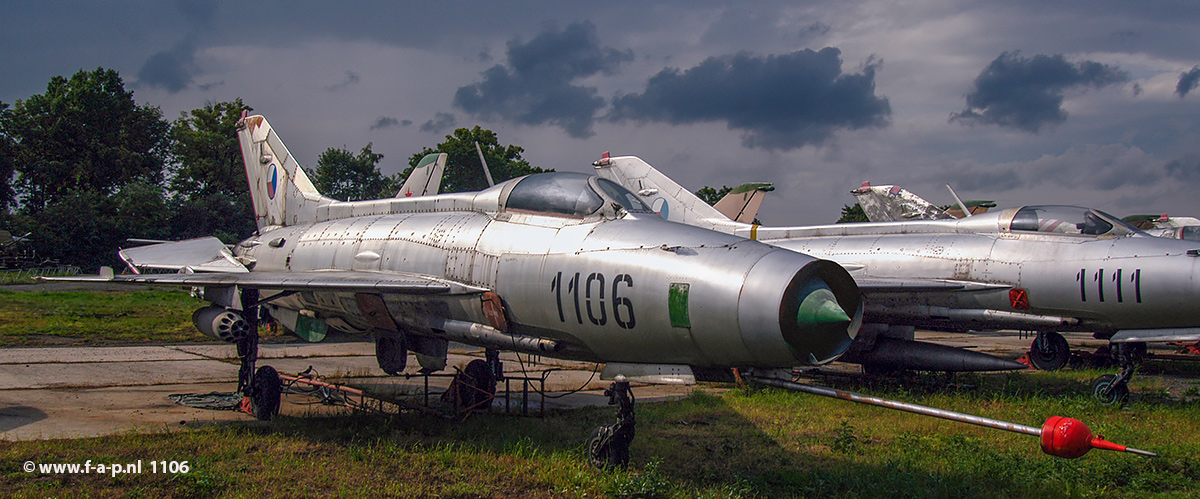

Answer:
[0,289,1197,497]
[0,288,231,346]
[1,370,1197,498]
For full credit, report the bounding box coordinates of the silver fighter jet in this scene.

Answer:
[72,114,861,393]
[595,155,1200,403]
[47,116,1154,461]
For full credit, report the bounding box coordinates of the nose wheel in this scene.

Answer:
[1090,373,1130,405]
[1091,342,1142,406]
[1028,331,1070,371]
[588,380,635,469]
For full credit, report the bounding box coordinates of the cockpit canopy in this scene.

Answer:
[1009,205,1142,238]
[503,172,652,217]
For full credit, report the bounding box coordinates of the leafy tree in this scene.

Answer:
[405,126,546,193]
[0,102,14,214]
[3,68,170,268]
[113,181,171,243]
[695,185,734,206]
[169,99,252,196]
[838,203,868,223]
[5,68,169,211]
[167,99,256,242]
[313,143,398,201]
[11,182,168,269]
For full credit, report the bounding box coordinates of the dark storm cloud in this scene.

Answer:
[951,51,1129,133]
[929,144,1159,194]
[453,22,633,138]
[421,112,456,134]
[941,168,1024,192]
[370,117,404,130]
[175,0,218,27]
[801,22,831,38]
[1176,66,1200,97]
[325,71,360,92]
[136,38,198,93]
[1165,154,1200,180]
[609,48,891,150]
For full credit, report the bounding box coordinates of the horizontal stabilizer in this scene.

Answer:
[119,237,248,273]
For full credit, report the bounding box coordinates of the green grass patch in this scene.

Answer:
[0,289,210,346]
[1,372,1197,498]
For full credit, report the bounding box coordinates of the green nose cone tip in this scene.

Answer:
[797,289,851,326]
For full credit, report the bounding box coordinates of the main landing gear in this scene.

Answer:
[1027,331,1070,371]
[236,289,282,421]
[588,379,636,469]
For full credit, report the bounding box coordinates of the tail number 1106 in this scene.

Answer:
[551,271,636,329]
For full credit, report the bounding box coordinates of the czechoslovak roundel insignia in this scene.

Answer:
[267,164,278,200]
[652,198,669,220]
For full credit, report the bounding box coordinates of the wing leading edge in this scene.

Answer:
[42,269,489,296]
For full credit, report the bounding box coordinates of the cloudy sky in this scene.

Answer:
[3,1,1199,224]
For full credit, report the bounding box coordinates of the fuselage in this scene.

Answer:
[233,172,861,368]
[748,206,1200,335]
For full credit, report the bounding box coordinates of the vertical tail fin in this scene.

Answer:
[849,183,955,222]
[396,153,447,198]
[713,182,774,223]
[237,114,335,228]
[594,155,737,228]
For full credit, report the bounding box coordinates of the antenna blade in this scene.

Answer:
[947,183,971,218]
[474,142,495,187]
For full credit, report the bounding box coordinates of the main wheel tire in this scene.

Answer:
[462,359,495,411]
[250,365,282,421]
[1091,374,1129,406]
[1028,331,1070,371]
[588,426,612,469]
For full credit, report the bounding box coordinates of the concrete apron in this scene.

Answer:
[0,341,696,441]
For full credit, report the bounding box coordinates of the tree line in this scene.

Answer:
[0,68,544,269]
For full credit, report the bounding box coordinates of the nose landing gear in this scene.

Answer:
[1091,342,1144,406]
[588,380,636,469]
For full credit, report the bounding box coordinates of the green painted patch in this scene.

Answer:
[669,282,690,328]
[294,314,328,342]
[729,182,775,194]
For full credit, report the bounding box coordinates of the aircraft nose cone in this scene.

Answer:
[783,279,857,364]
[797,285,852,325]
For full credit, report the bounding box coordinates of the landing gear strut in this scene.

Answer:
[1091,342,1144,405]
[236,289,281,420]
[588,380,635,469]
[1028,331,1070,371]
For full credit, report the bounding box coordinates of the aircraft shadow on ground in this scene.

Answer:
[179,372,1192,498]
[0,405,47,432]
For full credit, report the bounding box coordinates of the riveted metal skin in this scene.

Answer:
[235,204,860,367]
